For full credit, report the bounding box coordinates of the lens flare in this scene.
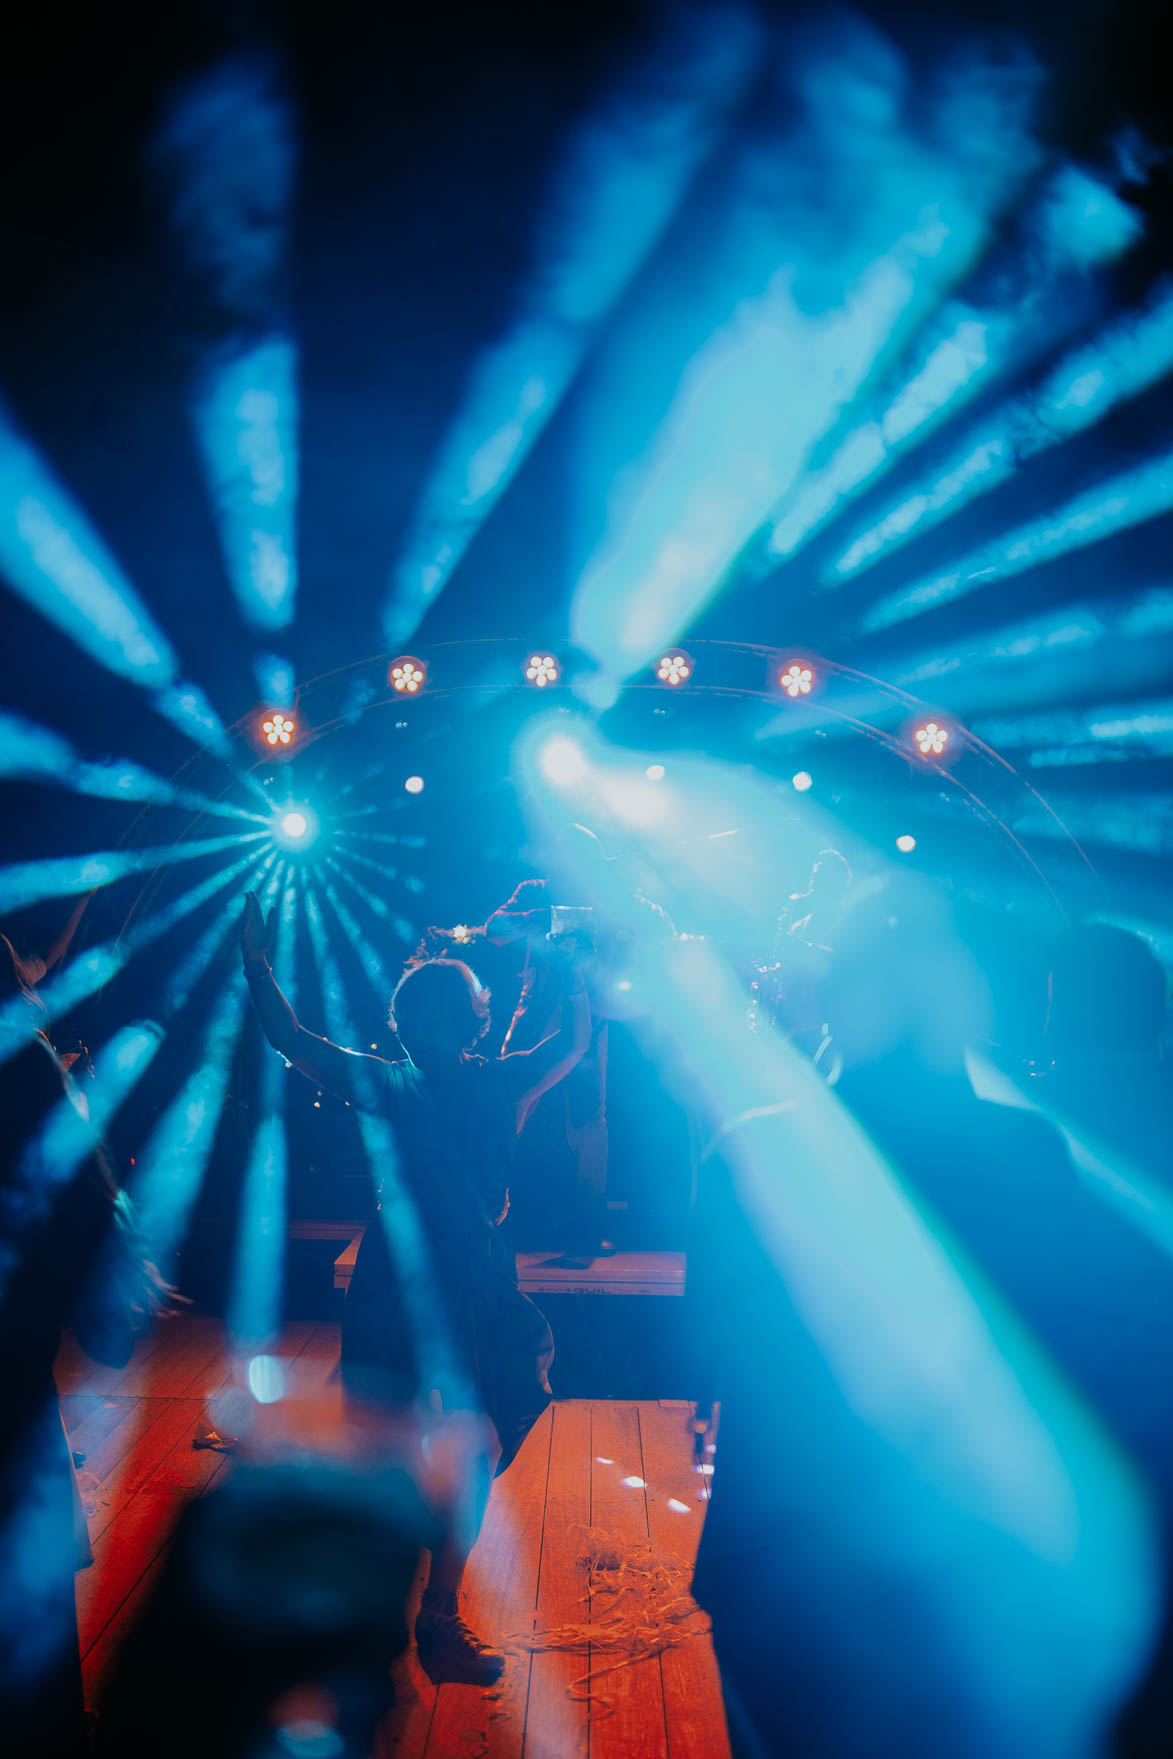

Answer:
[541,737,588,785]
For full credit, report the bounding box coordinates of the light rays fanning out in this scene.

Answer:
[569,18,1044,688]
[0,708,266,823]
[383,2,763,647]
[833,282,1173,587]
[0,394,227,751]
[0,830,266,915]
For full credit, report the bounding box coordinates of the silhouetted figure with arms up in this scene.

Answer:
[240,891,588,1683]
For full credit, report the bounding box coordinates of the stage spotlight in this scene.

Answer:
[780,663,814,698]
[261,711,295,745]
[273,804,318,850]
[656,651,692,685]
[390,656,426,694]
[792,771,813,791]
[540,736,587,785]
[404,775,425,794]
[525,653,560,687]
[915,721,949,756]
[452,924,472,944]
[896,834,917,853]
[646,763,666,781]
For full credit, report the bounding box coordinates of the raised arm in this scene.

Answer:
[499,960,590,1131]
[240,892,387,1105]
[484,877,550,947]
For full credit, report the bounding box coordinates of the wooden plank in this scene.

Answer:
[516,1254,685,1298]
[62,1395,139,1461]
[59,1392,109,1429]
[194,1319,319,1406]
[281,1321,342,1397]
[82,1454,234,1702]
[78,1487,184,1658]
[587,1404,668,1759]
[523,1400,592,1759]
[82,1398,207,1544]
[121,1318,224,1398]
[287,1218,368,1239]
[145,1406,240,1495]
[639,1405,730,1759]
[334,1231,363,1291]
[76,1321,176,1396]
[82,1536,173,1701]
[54,1336,103,1394]
[423,1407,554,1759]
[377,1553,438,1759]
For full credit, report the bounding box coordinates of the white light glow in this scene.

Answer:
[540,736,588,785]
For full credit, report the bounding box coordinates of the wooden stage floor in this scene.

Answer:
[55,1316,730,1758]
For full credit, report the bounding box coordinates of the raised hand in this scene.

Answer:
[240,891,278,970]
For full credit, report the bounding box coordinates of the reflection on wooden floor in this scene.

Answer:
[56,1316,730,1757]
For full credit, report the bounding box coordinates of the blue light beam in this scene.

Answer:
[301,888,463,1406]
[0,829,266,915]
[0,1022,165,1300]
[833,280,1173,585]
[0,846,271,1065]
[0,394,227,752]
[762,168,1147,567]
[383,4,763,646]
[227,878,296,1350]
[0,708,266,823]
[570,20,1042,688]
[860,448,1173,634]
[132,980,249,1271]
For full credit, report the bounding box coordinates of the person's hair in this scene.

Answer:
[408,924,486,967]
[388,958,490,1051]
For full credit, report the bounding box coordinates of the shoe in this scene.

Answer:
[416,1598,505,1686]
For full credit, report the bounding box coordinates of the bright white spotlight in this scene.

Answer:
[780,662,814,698]
[540,736,587,785]
[404,775,424,794]
[915,721,949,756]
[646,763,666,781]
[525,653,560,687]
[273,804,317,849]
[896,834,917,853]
[792,771,813,792]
